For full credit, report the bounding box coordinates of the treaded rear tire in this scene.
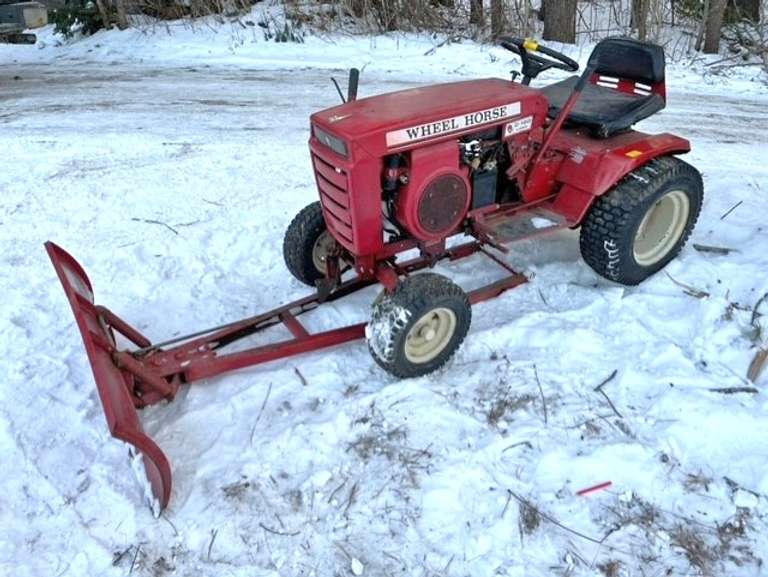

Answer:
[579,156,703,286]
[367,273,471,379]
[283,201,328,286]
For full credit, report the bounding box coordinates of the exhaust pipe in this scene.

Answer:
[347,68,360,102]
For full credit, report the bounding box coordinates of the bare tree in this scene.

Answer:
[631,0,650,40]
[491,0,504,37]
[470,0,484,25]
[348,0,365,18]
[732,0,761,21]
[542,0,577,44]
[114,0,129,29]
[704,0,728,53]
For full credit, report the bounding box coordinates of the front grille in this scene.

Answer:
[312,153,354,247]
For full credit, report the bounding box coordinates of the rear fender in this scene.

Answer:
[552,133,691,224]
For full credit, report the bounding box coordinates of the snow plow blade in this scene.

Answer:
[47,240,527,510]
[46,242,375,509]
[46,242,172,509]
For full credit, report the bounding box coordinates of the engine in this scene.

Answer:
[382,129,513,242]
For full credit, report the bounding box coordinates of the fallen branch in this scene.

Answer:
[665,272,710,299]
[500,489,513,519]
[693,243,735,255]
[747,348,767,384]
[327,477,348,504]
[250,382,273,445]
[593,369,622,419]
[294,367,308,386]
[207,528,218,560]
[343,482,359,516]
[259,522,300,537]
[750,291,768,341]
[424,35,459,56]
[719,200,743,221]
[129,544,141,575]
[708,386,759,394]
[532,364,548,425]
[507,491,630,554]
[131,217,178,235]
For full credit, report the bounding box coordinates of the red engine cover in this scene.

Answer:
[395,139,471,241]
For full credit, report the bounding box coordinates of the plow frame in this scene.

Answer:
[47,238,528,510]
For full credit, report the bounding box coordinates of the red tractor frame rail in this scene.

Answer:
[46,239,527,509]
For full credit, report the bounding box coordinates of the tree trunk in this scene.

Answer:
[732,0,760,21]
[470,0,483,25]
[113,0,129,29]
[703,0,728,53]
[631,0,650,40]
[542,0,576,44]
[93,0,111,28]
[490,0,504,37]
[349,0,365,18]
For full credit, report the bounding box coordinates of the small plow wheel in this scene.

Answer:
[367,273,471,378]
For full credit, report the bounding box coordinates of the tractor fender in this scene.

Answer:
[551,133,691,225]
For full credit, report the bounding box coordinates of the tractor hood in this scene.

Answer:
[311,78,548,156]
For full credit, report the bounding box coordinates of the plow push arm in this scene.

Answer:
[47,240,526,509]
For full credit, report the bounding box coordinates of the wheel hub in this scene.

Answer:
[311,231,334,273]
[404,307,457,364]
[633,189,690,266]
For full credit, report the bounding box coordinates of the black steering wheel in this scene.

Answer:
[500,36,579,85]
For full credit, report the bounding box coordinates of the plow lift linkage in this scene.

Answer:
[46,240,527,509]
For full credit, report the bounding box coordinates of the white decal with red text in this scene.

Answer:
[504,115,533,137]
[386,102,522,147]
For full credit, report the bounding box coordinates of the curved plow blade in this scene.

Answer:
[45,242,172,509]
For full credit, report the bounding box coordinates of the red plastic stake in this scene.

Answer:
[576,481,612,496]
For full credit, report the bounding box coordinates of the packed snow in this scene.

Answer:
[1,19,768,577]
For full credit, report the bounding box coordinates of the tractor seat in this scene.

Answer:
[540,37,666,138]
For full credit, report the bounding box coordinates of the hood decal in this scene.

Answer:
[386,101,521,148]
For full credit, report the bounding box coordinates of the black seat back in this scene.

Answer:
[588,37,665,85]
[586,37,666,101]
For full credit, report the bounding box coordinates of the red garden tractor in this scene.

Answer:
[47,37,703,509]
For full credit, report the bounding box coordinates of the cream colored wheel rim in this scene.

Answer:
[633,190,690,266]
[312,230,334,273]
[404,307,457,364]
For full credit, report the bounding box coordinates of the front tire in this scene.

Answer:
[579,156,703,286]
[367,273,471,378]
[283,201,335,286]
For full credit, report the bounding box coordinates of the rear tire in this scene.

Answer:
[283,201,334,286]
[367,273,471,379]
[579,156,703,286]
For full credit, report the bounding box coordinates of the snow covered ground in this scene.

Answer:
[1,23,768,577]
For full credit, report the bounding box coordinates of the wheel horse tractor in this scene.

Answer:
[47,37,703,509]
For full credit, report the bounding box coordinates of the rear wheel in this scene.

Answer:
[367,273,471,378]
[283,201,334,286]
[579,156,703,286]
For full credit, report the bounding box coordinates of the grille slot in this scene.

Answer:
[312,153,353,245]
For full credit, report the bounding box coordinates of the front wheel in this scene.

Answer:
[367,273,471,378]
[579,156,703,286]
[283,201,336,286]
